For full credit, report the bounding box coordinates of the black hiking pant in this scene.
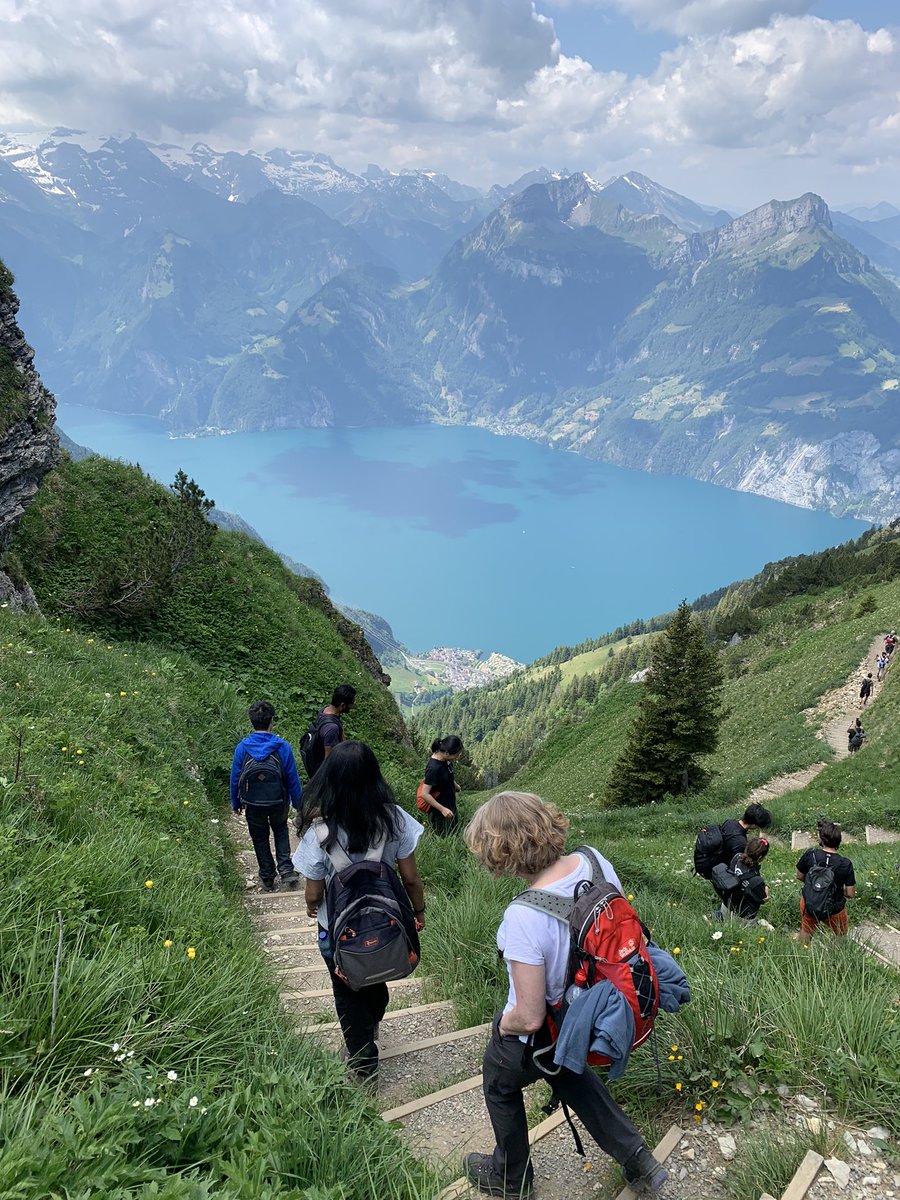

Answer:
[245,801,293,883]
[481,1016,643,1191]
[319,938,388,1079]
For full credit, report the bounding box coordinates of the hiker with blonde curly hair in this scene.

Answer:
[462,791,667,1200]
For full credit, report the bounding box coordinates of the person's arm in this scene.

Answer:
[419,781,453,819]
[499,961,547,1036]
[305,878,325,918]
[281,744,303,809]
[230,746,245,812]
[844,863,856,899]
[397,853,426,926]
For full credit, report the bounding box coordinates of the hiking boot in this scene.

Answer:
[281,869,301,889]
[259,878,275,893]
[622,1146,668,1195]
[463,1154,535,1200]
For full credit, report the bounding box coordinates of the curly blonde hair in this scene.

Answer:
[465,791,569,879]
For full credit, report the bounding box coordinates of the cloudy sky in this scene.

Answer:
[1,0,898,209]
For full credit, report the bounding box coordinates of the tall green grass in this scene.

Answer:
[0,610,438,1198]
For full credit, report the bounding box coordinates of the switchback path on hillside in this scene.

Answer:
[227,817,885,1200]
[746,634,888,811]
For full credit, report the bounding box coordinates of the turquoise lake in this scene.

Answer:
[56,404,868,662]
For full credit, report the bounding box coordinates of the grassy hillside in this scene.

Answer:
[0,452,431,1196]
[516,581,900,812]
[6,455,418,788]
[418,581,900,1145]
[0,607,435,1198]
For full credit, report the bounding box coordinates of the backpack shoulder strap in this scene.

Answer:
[572,845,607,885]
[315,820,387,871]
[509,889,574,923]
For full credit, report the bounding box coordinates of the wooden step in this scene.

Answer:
[781,1151,824,1200]
[253,910,316,931]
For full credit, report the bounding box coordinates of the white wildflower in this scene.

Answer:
[83,1068,93,1077]
[132,1101,141,1108]
[166,1070,178,1082]
[111,1042,120,1053]
[115,1053,126,1063]
[712,931,723,941]
[189,1096,199,1107]
[143,1097,157,1108]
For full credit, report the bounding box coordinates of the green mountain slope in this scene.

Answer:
[223,180,900,519]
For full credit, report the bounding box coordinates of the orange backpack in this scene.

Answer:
[416,781,438,813]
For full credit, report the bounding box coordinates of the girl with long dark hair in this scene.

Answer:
[292,740,426,1083]
[420,734,463,834]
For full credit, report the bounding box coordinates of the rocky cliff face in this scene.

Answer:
[0,264,60,608]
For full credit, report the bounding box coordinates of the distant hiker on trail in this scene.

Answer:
[294,740,425,1086]
[231,700,303,893]
[693,802,772,881]
[885,631,897,659]
[859,673,874,707]
[796,820,856,944]
[418,735,463,834]
[876,652,887,682]
[299,684,356,780]
[711,837,770,924]
[847,717,865,753]
[463,791,675,1200]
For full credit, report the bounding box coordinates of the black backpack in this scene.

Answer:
[237,751,285,807]
[803,854,838,920]
[318,821,420,992]
[299,713,341,779]
[693,824,724,879]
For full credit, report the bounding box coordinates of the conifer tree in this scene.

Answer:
[607,601,724,806]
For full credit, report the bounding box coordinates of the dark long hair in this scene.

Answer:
[304,740,400,854]
[431,735,463,755]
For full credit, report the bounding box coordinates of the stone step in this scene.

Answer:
[296,1000,454,1046]
[283,975,427,1018]
[253,910,317,932]
[275,963,332,990]
[264,945,324,970]
[438,1120,683,1200]
[377,1023,491,1107]
[260,925,321,942]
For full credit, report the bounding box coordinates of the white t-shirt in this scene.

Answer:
[292,805,424,926]
[498,849,623,1029]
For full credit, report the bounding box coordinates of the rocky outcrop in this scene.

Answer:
[0,264,60,608]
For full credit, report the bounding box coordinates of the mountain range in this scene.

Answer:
[1,132,899,520]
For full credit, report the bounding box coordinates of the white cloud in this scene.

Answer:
[0,2,898,206]
[557,0,818,36]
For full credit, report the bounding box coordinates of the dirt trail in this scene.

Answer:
[745,635,887,810]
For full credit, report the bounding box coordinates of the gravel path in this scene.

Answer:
[399,1082,491,1164]
[379,1034,488,1105]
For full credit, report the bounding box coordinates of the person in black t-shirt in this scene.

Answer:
[796,819,856,944]
[421,736,463,835]
[720,802,773,863]
[716,838,770,922]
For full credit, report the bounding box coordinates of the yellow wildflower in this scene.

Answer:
[671,1045,678,1052]
[673,947,681,955]
[675,1082,682,1091]
[144,880,154,889]
[695,1102,704,1112]
[163,940,173,949]
[668,1055,675,1062]
[61,746,68,752]
[186,947,196,960]
[711,1080,720,1088]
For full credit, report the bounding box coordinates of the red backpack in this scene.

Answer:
[510,846,659,1075]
